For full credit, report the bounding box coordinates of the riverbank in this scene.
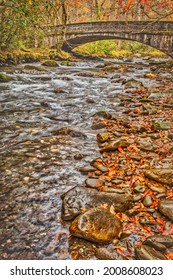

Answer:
[0,56,172,260]
[0,48,71,66]
[0,44,167,67]
[61,59,173,260]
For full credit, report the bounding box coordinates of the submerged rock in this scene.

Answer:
[144,169,173,185]
[123,79,145,90]
[158,200,173,221]
[69,207,122,243]
[135,245,167,260]
[61,186,132,220]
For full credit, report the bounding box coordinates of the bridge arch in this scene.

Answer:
[61,34,169,56]
[45,21,173,57]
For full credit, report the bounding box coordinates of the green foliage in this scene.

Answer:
[74,40,166,57]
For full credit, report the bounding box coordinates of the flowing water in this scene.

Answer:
[0,57,170,259]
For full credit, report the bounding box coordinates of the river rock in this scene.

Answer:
[95,248,126,260]
[97,132,112,143]
[100,138,129,152]
[144,235,173,247]
[123,79,145,90]
[0,73,13,82]
[79,167,96,174]
[85,178,104,189]
[158,200,173,221]
[148,184,166,193]
[143,237,167,252]
[91,160,109,172]
[91,122,106,130]
[134,183,147,193]
[23,65,47,72]
[143,195,153,207]
[135,245,167,260]
[144,169,173,185]
[61,186,132,220]
[95,248,128,260]
[41,60,58,67]
[69,207,122,243]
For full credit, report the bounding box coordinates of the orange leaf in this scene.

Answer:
[117,146,124,153]
[114,246,127,251]
[166,253,173,260]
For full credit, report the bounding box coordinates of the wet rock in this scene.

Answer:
[134,183,147,193]
[123,79,145,90]
[69,207,122,243]
[23,65,47,72]
[143,195,153,207]
[53,88,66,93]
[77,72,94,77]
[133,194,143,202]
[97,132,112,143]
[41,60,58,67]
[92,110,112,119]
[52,127,87,139]
[91,160,108,173]
[79,167,96,174]
[135,245,167,260]
[143,238,167,252]
[137,137,154,151]
[69,237,96,260]
[100,138,129,152]
[91,122,106,130]
[148,184,166,193]
[85,178,104,189]
[145,235,173,247]
[144,169,173,185]
[60,61,75,66]
[95,247,127,260]
[151,121,173,131]
[0,73,13,82]
[130,155,141,161]
[61,186,132,220]
[158,200,173,221]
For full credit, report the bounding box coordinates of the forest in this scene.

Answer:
[0,0,173,51]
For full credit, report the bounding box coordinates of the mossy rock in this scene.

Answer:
[23,65,47,72]
[0,73,13,83]
[41,60,58,67]
[60,60,75,66]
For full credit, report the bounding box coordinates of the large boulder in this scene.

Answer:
[61,186,132,220]
[144,169,173,185]
[158,200,173,221]
[69,207,122,243]
[135,245,167,260]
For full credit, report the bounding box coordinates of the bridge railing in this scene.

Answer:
[48,21,173,35]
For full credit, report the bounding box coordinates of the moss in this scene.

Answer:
[23,65,47,71]
[60,60,75,66]
[0,73,13,82]
[41,60,58,67]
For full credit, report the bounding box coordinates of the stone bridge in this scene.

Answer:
[44,21,173,57]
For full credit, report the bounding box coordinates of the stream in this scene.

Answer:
[0,56,172,259]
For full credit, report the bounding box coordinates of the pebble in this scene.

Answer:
[143,195,153,207]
